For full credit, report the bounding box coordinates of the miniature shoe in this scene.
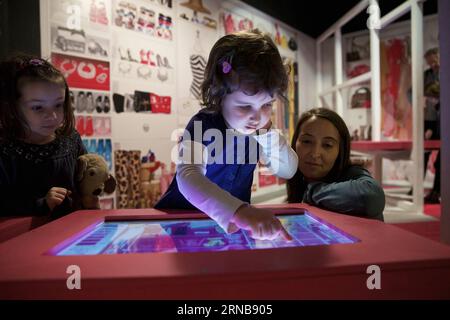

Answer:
[82,139,89,151]
[103,96,110,113]
[127,49,138,63]
[147,50,156,66]
[76,115,85,136]
[86,92,95,113]
[156,54,163,67]
[105,139,112,170]
[124,93,134,112]
[140,49,148,64]
[103,117,111,135]
[96,96,103,113]
[88,139,97,154]
[96,1,109,25]
[69,91,75,111]
[94,117,103,136]
[85,116,94,136]
[163,56,172,68]
[76,91,86,113]
[113,93,124,113]
[97,139,105,158]
[89,0,97,23]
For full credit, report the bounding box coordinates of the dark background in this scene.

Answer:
[242,0,437,38]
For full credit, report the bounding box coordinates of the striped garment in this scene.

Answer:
[189,54,207,100]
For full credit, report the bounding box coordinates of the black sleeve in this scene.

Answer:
[303,166,385,221]
[0,157,50,216]
[74,130,87,156]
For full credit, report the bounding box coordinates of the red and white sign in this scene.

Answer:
[52,53,110,91]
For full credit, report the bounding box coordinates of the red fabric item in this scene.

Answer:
[382,39,405,137]
[224,14,235,35]
[258,171,277,187]
[51,53,110,91]
[347,64,370,78]
[150,93,171,113]
[85,116,94,136]
[76,115,85,136]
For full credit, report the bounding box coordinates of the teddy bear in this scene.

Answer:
[76,153,116,209]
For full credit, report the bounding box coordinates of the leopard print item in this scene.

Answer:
[127,150,141,208]
[114,150,130,209]
[114,150,142,209]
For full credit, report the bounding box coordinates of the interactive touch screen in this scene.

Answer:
[52,213,359,255]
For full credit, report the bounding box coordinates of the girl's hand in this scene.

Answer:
[232,204,292,241]
[256,120,272,135]
[46,187,71,211]
[260,119,272,130]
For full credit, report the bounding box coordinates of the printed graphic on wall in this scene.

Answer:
[50,0,110,32]
[52,52,110,90]
[221,9,253,35]
[71,90,111,114]
[112,0,173,40]
[51,24,110,59]
[178,0,217,29]
[111,29,175,84]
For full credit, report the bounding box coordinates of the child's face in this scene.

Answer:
[295,117,340,181]
[221,89,274,134]
[18,81,65,143]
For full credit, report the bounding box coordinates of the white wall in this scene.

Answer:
[40,0,317,204]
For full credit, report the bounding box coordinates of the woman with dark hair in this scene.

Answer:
[287,108,385,221]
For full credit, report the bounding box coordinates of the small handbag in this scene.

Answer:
[351,87,371,108]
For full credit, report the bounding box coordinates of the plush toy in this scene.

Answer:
[77,153,116,209]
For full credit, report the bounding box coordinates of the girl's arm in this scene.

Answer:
[253,129,298,179]
[303,167,385,221]
[176,140,245,233]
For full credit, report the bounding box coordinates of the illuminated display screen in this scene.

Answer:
[52,213,359,256]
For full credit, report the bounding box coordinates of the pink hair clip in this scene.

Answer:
[222,61,232,74]
[28,58,45,66]
[18,58,46,70]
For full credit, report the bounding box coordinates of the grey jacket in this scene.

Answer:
[302,165,385,221]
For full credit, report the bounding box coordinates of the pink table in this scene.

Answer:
[1,204,450,299]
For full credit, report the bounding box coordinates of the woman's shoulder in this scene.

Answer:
[342,165,373,179]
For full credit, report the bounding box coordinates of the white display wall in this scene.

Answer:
[39,0,316,208]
